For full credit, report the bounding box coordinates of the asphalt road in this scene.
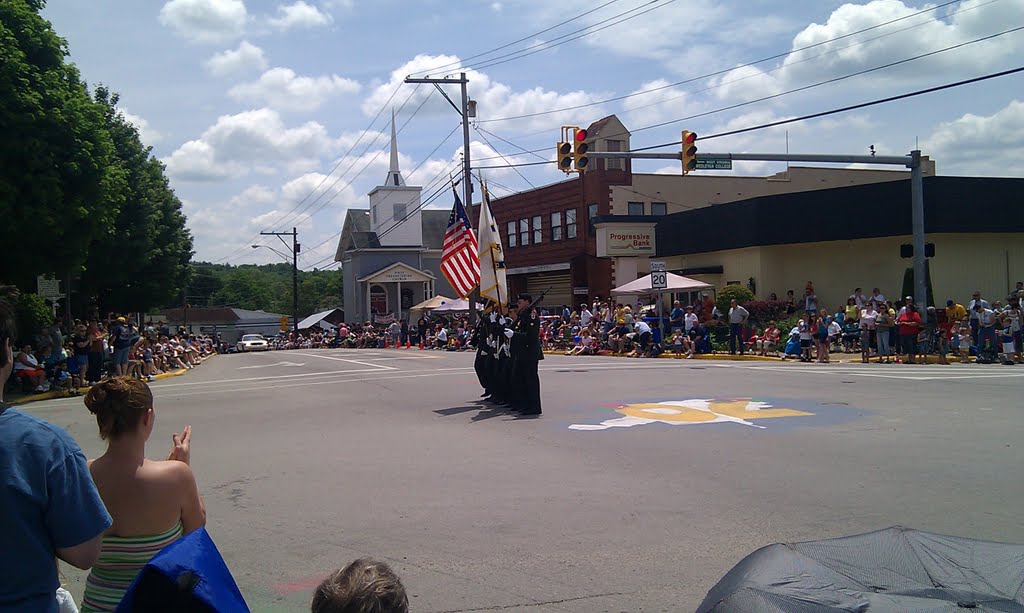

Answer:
[24,349,1024,612]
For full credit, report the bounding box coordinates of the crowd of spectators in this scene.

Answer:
[6,315,216,397]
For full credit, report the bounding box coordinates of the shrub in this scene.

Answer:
[715,285,755,317]
[15,293,54,347]
[742,300,788,325]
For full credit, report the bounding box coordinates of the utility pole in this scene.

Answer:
[403,72,479,324]
[260,228,300,333]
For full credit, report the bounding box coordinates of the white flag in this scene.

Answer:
[477,183,508,307]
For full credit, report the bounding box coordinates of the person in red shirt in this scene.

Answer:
[897,303,923,364]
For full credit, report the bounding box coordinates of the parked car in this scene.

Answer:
[236,334,270,352]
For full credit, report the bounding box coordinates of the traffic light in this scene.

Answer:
[573,127,589,172]
[557,141,573,173]
[681,130,698,174]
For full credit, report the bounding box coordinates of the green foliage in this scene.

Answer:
[0,4,192,313]
[0,0,126,286]
[14,292,53,346]
[186,263,343,318]
[716,285,755,316]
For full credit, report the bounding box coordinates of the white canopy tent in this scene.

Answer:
[409,295,453,314]
[432,298,485,313]
[611,272,712,296]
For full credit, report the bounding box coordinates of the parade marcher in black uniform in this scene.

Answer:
[513,293,543,415]
[473,315,491,397]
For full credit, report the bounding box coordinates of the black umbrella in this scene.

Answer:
[697,526,1024,612]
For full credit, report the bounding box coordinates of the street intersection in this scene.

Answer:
[23,349,1024,612]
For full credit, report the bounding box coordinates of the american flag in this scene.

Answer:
[440,191,480,298]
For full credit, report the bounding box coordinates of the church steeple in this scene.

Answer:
[385,109,405,187]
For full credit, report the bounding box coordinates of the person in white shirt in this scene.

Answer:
[968,291,991,345]
[632,319,652,355]
[859,304,878,363]
[975,304,997,354]
[727,299,749,355]
[850,288,867,309]
[579,304,593,327]
[684,306,698,333]
[869,288,886,308]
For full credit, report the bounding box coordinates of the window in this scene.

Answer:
[628,201,644,216]
[588,203,598,236]
[551,212,562,241]
[566,209,577,239]
[651,202,667,216]
[393,202,407,222]
[606,139,623,170]
[532,215,542,244]
[519,219,529,246]
[507,221,516,247]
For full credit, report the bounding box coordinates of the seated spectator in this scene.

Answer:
[14,343,49,392]
[81,377,205,612]
[1,287,112,613]
[312,558,408,613]
[757,322,780,356]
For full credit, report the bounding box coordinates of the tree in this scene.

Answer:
[0,0,126,288]
[77,87,193,313]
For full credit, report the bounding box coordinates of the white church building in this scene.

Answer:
[334,118,457,324]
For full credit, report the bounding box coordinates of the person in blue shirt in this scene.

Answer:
[0,287,112,613]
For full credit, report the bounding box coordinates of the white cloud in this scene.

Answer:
[163,108,338,181]
[228,67,361,112]
[268,1,332,30]
[205,41,267,77]
[362,54,609,132]
[763,0,1024,94]
[923,99,1024,176]
[119,108,163,144]
[491,2,502,12]
[159,0,248,44]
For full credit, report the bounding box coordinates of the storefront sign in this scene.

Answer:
[573,287,589,295]
[597,225,657,257]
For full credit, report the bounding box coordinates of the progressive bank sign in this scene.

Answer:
[597,224,657,257]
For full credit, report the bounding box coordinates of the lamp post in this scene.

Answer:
[253,228,299,333]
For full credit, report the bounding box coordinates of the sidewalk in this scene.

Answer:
[8,357,215,406]
[543,349,974,365]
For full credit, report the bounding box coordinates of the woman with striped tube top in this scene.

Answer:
[80,377,206,612]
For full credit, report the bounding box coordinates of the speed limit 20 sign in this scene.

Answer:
[651,271,667,290]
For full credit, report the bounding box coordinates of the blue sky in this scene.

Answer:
[41,0,1024,267]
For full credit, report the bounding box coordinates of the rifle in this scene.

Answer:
[513,286,552,330]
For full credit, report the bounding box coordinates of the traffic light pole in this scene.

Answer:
[586,149,928,311]
[404,73,478,325]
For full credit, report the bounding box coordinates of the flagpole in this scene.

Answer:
[480,178,502,313]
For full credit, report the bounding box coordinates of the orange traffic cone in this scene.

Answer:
[383,337,389,348]
[419,340,424,350]
[406,340,411,349]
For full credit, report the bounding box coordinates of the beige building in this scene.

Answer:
[594,175,1024,312]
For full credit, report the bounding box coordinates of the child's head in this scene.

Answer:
[311,558,408,613]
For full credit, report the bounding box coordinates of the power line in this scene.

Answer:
[623,27,1024,149]
[463,0,678,73]
[471,65,1024,169]
[408,0,625,77]
[473,127,536,188]
[474,0,976,124]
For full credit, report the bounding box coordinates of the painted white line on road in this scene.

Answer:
[238,361,305,369]
[289,352,397,370]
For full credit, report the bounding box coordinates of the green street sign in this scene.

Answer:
[694,158,733,170]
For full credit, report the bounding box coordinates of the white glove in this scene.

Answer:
[490,313,497,323]
[504,329,514,339]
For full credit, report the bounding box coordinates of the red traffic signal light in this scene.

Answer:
[681,130,698,173]
[572,128,589,171]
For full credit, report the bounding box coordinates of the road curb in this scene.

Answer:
[8,356,216,406]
